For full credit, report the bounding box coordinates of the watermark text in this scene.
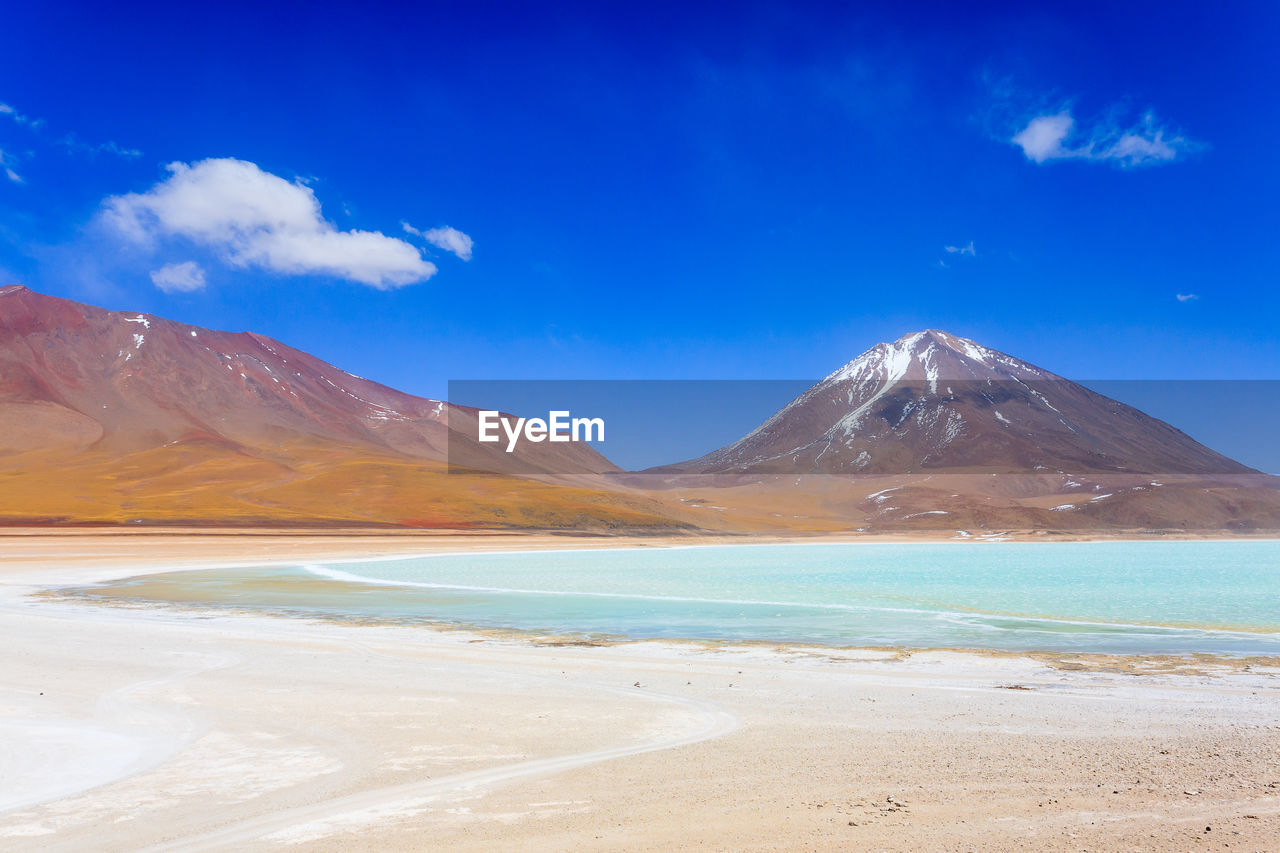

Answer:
[477,410,605,452]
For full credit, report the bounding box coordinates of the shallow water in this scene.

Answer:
[81,541,1280,655]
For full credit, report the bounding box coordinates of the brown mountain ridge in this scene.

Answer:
[0,285,675,528]
[2,286,1276,532]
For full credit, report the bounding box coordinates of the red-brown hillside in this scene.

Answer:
[0,285,684,528]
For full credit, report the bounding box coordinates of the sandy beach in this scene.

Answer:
[2,530,1279,851]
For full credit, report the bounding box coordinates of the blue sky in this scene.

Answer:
[2,1,1278,401]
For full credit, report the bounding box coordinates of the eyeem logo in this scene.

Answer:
[478,410,605,452]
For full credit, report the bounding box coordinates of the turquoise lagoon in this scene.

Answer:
[86,541,1280,655]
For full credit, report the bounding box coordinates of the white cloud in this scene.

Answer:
[1010,113,1075,163]
[150,261,207,293]
[403,221,474,261]
[1011,109,1197,168]
[103,158,437,289]
[1176,293,1199,302]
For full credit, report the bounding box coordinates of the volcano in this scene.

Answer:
[637,329,1278,533]
[657,329,1253,477]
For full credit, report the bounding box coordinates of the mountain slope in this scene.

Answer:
[636,329,1278,533]
[0,285,685,528]
[0,284,612,475]
[658,329,1252,476]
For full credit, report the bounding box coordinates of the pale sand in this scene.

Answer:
[1,530,1279,851]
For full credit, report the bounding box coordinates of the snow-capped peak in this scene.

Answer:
[824,334,921,385]
[823,329,1044,386]
[918,329,995,364]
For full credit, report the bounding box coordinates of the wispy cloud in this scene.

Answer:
[1176,293,1199,302]
[0,102,44,129]
[1,98,140,167]
[1010,108,1199,168]
[59,134,142,160]
[403,222,474,261]
[0,149,21,184]
[938,240,976,268]
[103,158,438,289]
[980,74,1202,170]
[150,261,206,293]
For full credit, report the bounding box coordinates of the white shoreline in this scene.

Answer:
[17,534,1280,594]
[57,544,1280,651]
